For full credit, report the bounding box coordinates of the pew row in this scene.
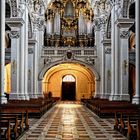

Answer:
[82,99,140,118]
[0,111,29,140]
[114,112,140,140]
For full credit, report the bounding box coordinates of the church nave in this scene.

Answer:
[20,102,127,140]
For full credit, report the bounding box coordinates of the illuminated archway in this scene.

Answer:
[42,63,96,101]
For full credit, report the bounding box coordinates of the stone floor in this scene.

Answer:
[20,101,127,140]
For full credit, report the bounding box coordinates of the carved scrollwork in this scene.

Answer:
[11,0,18,17]
[28,48,34,54]
[86,57,95,65]
[38,19,44,29]
[93,17,107,30]
[10,31,20,39]
[105,48,111,54]
[120,30,129,38]
[44,57,52,65]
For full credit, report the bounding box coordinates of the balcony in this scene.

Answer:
[42,46,96,57]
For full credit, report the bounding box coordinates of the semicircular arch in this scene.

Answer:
[39,60,100,81]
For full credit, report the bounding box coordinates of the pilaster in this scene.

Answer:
[93,16,106,98]
[38,80,44,98]
[33,20,44,98]
[28,39,38,99]
[22,2,30,100]
[110,3,116,101]
[102,39,111,99]
[133,0,140,104]
[94,79,100,98]
[117,18,134,101]
[6,18,25,100]
[0,0,7,104]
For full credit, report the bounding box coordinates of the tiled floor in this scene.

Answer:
[20,102,127,140]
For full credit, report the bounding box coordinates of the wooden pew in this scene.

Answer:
[127,116,140,140]
[5,98,57,118]
[114,112,140,140]
[114,112,121,130]
[0,111,29,139]
[0,119,11,140]
[137,119,140,140]
[82,99,139,118]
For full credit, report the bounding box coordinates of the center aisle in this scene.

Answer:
[20,102,127,140]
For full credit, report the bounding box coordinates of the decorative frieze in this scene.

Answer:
[11,0,18,17]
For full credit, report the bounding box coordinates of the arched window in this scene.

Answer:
[62,75,75,82]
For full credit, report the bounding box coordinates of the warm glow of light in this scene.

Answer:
[53,102,81,132]
[4,63,11,94]
[42,63,95,100]
[63,75,75,82]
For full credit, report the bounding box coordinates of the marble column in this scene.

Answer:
[28,47,34,98]
[0,0,7,104]
[93,24,101,98]
[38,81,43,98]
[18,1,29,100]
[94,79,100,98]
[117,18,134,101]
[100,20,106,98]
[101,40,105,98]
[102,39,111,99]
[133,0,140,104]
[6,18,24,100]
[32,27,39,98]
[28,39,38,99]
[38,24,44,98]
[23,2,29,100]
[114,18,120,100]
[33,22,44,98]
[110,3,115,100]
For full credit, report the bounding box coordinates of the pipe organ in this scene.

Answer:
[44,0,94,47]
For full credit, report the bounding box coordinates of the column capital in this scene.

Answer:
[9,31,20,39]
[6,18,25,29]
[116,18,134,29]
[93,17,107,31]
[120,30,129,39]
[105,47,111,54]
[28,48,34,54]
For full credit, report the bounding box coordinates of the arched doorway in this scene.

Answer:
[62,75,76,100]
[42,63,97,101]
